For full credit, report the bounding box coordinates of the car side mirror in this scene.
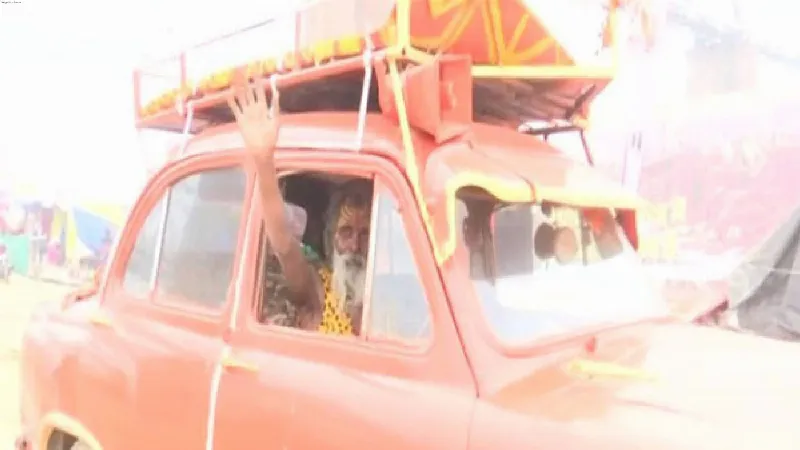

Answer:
[534,224,578,264]
[533,223,555,259]
[553,227,578,264]
[62,267,103,309]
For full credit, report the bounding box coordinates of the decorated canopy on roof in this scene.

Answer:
[134,0,650,132]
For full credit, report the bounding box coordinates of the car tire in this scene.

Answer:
[70,441,91,450]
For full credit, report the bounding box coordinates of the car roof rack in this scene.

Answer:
[133,0,642,140]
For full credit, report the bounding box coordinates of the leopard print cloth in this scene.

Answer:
[261,245,353,335]
[317,266,353,336]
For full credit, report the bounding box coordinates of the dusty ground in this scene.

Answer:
[0,275,71,447]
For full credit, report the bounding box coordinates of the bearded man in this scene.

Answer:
[227,82,371,336]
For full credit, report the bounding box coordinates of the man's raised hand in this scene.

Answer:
[227,81,281,162]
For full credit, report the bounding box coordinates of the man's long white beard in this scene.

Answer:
[331,251,366,311]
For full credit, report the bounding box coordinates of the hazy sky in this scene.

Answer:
[0,0,165,204]
[0,0,796,205]
[0,0,301,205]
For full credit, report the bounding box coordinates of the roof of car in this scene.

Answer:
[179,111,641,208]
[182,112,405,161]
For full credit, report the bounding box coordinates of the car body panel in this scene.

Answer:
[18,113,799,450]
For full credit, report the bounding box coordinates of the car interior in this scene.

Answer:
[254,172,371,328]
[253,171,431,342]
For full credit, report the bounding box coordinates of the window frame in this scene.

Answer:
[151,165,250,315]
[360,179,434,347]
[104,152,254,322]
[117,194,167,299]
[239,150,440,355]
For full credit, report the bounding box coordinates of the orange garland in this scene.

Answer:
[137,0,627,119]
[138,24,386,118]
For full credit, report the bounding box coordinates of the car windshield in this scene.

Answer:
[456,191,668,345]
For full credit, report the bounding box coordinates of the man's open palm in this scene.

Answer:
[227,82,280,160]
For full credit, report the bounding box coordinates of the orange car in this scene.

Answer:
[16,1,800,449]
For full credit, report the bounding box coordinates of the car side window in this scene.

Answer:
[154,167,247,310]
[122,196,166,298]
[367,184,432,343]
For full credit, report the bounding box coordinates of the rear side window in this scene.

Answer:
[120,166,247,310]
[155,167,247,309]
[122,197,166,298]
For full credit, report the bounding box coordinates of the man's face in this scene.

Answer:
[330,191,372,309]
[332,196,371,262]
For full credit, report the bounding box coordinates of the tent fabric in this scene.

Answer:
[72,208,118,255]
[728,207,800,340]
[0,234,30,274]
[49,204,127,263]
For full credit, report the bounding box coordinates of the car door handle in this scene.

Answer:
[89,312,116,330]
[220,354,259,373]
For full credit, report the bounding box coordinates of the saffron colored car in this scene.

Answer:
[16,1,800,449]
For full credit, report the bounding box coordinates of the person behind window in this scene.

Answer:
[321,179,372,333]
[260,203,315,327]
[227,83,372,336]
[27,212,46,278]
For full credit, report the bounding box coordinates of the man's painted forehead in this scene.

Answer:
[326,181,372,240]
[323,180,374,259]
[336,192,371,227]
[332,181,372,217]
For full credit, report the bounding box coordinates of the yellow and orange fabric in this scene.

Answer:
[138,0,609,118]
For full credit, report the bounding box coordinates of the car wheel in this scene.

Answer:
[70,441,91,450]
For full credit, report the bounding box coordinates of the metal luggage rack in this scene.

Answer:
[132,0,638,136]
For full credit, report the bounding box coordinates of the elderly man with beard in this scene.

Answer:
[227,82,372,336]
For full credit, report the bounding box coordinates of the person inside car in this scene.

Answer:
[228,81,372,336]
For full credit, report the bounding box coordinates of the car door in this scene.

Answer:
[69,190,163,450]
[213,151,477,450]
[209,166,300,450]
[80,155,252,450]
